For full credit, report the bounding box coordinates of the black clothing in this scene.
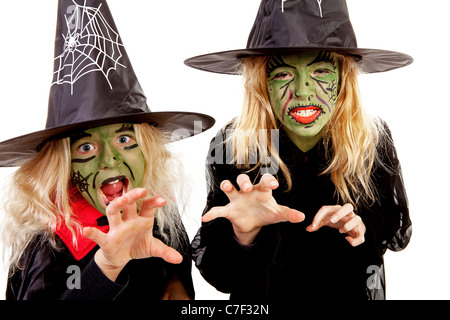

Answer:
[6,226,194,300]
[192,122,412,300]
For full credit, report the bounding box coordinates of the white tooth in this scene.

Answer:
[295,109,316,117]
[108,179,119,185]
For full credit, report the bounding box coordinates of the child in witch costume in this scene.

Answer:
[0,0,214,300]
[186,0,412,300]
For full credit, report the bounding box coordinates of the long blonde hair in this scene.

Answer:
[1,123,187,270]
[229,52,385,207]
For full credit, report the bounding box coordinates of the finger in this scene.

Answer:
[256,173,279,192]
[278,206,305,223]
[124,187,148,202]
[202,206,228,223]
[220,180,240,202]
[236,174,253,192]
[105,195,128,227]
[83,227,107,247]
[122,188,148,220]
[307,205,341,231]
[139,196,166,218]
[339,215,362,234]
[330,203,354,224]
[152,239,183,264]
[346,233,365,247]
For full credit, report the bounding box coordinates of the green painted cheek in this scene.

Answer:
[127,150,145,188]
[268,84,281,118]
[71,159,101,209]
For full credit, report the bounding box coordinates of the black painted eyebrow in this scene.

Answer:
[307,51,336,68]
[70,124,135,147]
[267,55,296,76]
[70,132,92,145]
[115,124,135,134]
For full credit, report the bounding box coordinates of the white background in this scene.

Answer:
[0,0,449,300]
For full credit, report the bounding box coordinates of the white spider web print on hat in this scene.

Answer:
[52,0,126,95]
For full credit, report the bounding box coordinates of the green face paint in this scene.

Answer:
[267,51,340,150]
[70,123,145,215]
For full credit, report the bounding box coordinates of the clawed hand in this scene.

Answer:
[306,203,366,246]
[202,173,305,245]
[84,188,182,281]
[204,173,365,247]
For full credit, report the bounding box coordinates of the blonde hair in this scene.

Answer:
[229,52,385,207]
[1,123,187,271]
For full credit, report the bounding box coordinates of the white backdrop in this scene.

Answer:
[0,0,448,300]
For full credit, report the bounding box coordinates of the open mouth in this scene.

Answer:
[99,175,129,206]
[289,106,323,124]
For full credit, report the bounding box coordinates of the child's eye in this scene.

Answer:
[313,68,333,76]
[117,135,131,144]
[272,72,293,80]
[78,143,95,153]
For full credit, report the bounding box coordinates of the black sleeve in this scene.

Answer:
[358,122,412,255]
[164,221,196,299]
[59,257,127,300]
[6,237,127,300]
[191,128,280,294]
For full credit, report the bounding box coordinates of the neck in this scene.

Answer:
[283,127,324,152]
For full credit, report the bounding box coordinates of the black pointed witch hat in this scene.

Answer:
[185,0,413,75]
[0,0,215,167]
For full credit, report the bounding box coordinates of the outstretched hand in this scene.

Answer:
[202,173,305,245]
[83,188,182,281]
[306,203,366,246]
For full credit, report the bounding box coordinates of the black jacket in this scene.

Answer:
[6,222,194,300]
[192,122,412,300]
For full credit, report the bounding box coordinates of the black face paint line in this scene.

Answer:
[70,131,92,146]
[307,51,337,96]
[92,171,100,190]
[123,162,135,181]
[71,155,96,163]
[307,51,336,69]
[124,144,138,150]
[72,171,95,203]
[280,78,294,100]
[267,55,296,77]
[310,76,329,95]
[115,123,135,134]
[327,79,338,104]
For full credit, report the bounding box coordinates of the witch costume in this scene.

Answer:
[187,0,412,300]
[2,0,214,300]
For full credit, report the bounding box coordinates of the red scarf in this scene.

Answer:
[55,187,109,260]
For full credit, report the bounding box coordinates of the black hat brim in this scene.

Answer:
[0,111,215,167]
[185,47,413,75]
